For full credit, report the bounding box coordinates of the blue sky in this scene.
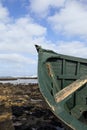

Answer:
[0,0,87,77]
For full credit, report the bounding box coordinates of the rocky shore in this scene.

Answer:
[0,83,70,130]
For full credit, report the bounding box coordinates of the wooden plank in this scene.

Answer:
[77,62,80,75]
[62,59,66,74]
[61,59,65,89]
[57,75,79,79]
[46,63,60,92]
[55,76,87,103]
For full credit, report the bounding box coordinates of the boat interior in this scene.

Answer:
[45,56,87,125]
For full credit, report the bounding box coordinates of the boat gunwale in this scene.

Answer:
[37,46,87,64]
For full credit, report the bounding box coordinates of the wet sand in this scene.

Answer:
[0,83,71,130]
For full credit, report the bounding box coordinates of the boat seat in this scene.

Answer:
[71,105,87,119]
[55,76,87,103]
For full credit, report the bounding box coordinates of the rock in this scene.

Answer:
[0,83,66,130]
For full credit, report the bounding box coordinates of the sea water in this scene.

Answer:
[0,78,38,85]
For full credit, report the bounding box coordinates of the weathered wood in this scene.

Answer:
[55,76,87,103]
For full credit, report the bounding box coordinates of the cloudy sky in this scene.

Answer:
[0,0,87,77]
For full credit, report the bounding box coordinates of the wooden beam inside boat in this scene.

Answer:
[55,76,87,103]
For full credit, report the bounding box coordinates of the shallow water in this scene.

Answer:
[0,79,38,85]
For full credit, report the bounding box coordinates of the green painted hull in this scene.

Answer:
[36,45,87,130]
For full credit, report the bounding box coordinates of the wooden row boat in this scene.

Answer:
[35,45,87,130]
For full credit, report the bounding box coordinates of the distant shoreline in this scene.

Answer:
[0,77,37,81]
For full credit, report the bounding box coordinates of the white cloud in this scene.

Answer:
[33,40,87,61]
[48,0,87,38]
[79,0,87,4]
[34,39,87,59]
[54,41,87,58]
[0,2,47,76]
[0,3,10,23]
[29,0,65,17]
[0,53,36,64]
[0,1,87,76]
[0,15,47,54]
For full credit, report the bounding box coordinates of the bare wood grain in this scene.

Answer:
[55,76,87,103]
